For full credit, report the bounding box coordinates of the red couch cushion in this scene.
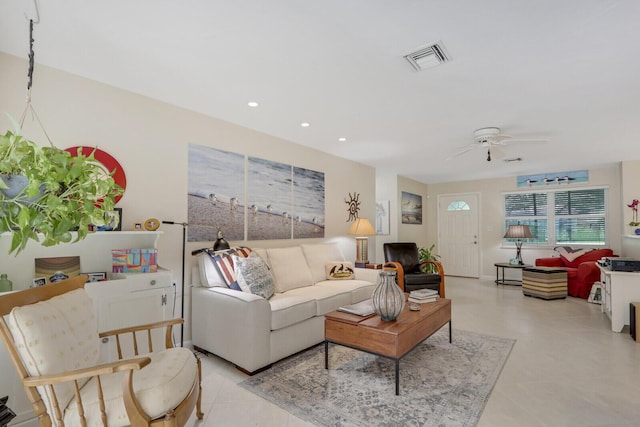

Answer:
[559,248,613,268]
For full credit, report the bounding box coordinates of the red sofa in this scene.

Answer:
[535,248,614,299]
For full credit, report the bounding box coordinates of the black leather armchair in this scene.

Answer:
[383,242,445,297]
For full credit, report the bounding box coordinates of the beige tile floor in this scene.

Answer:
[187,276,640,427]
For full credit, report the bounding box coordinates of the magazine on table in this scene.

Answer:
[338,299,375,316]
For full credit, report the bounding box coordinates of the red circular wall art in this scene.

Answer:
[65,146,126,204]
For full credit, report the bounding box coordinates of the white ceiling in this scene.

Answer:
[1,0,639,184]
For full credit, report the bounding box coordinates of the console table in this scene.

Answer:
[598,265,640,332]
[495,263,532,286]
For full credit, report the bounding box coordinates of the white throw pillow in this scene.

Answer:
[267,246,314,292]
[233,253,275,299]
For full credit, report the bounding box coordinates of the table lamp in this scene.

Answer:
[503,224,534,265]
[348,218,376,267]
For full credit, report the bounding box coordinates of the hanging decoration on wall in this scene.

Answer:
[401,192,422,224]
[517,170,588,187]
[345,192,361,222]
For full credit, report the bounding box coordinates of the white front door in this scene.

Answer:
[438,193,480,278]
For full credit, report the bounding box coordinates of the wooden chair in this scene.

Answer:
[0,275,204,427]
[383,242,446,298]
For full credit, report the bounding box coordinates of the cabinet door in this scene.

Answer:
[0,343,38,426]
[99,287,175,361]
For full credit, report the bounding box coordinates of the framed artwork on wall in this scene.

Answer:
[376,200,390,235]
[401,192,422,224]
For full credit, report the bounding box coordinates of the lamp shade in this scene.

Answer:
[503,224,534,239]
[348,218,376,236]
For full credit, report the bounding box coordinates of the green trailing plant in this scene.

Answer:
[0,129,123,255]
[418,244,441,274]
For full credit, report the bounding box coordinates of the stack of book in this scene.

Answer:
[408,288,439,304]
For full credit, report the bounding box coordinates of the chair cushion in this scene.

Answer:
[6,288,100,420]
[383,243,421,273]
[404,273,442,286]
[64,347,197,427]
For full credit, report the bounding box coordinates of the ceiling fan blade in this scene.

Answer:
[446,144,480,160]
[502,138,548,145]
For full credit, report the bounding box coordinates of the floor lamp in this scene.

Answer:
[161,220,187,347]
[503,224,534,265]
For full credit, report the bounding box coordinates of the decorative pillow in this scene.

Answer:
[554,246,594,263]
[325,261,355,280]
[208,247,252,290]
[233,253,275,299]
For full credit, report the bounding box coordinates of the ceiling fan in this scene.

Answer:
[449,127,547,161]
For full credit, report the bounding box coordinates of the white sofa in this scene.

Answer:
[191,243,379,374]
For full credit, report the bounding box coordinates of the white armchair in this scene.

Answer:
[0,275,203,426]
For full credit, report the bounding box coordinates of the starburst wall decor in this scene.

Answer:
[345,192,361,222]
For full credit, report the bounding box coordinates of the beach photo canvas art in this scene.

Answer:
[247,157,294,240]
[188,144,245,242]
[293,166,325,239]
[401,191,423,224]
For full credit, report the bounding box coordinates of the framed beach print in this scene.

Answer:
[401,192,422,224]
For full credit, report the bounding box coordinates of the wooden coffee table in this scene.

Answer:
[324,298,451,395]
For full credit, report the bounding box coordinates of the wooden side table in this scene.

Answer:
[494,263,532,286]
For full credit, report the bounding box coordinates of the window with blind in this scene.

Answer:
[504,188,606,246]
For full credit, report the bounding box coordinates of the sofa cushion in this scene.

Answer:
[268,293,317,330]
[210,247,252,290]
[554,247,613,268]
[301,243,346,283]
[233,253,275,299]
[285,285,353,316]
[268,246,314,292]
[555,246,594,263]
[315,280,376,303]
[325,261,355,280]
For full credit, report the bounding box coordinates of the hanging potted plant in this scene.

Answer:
[0,128,123,254]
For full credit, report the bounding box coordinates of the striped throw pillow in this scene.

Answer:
[206,247,252,290]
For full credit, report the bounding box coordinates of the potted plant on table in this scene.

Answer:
[0,128,123,255]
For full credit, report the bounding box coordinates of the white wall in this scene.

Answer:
[0,52,376,339]
[426,166,622,279]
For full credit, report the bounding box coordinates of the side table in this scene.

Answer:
[495,263,532,286]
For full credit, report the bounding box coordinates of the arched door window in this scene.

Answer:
[447,201,470,211]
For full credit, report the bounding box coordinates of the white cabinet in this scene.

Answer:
[0,338,38,427]
[86,270,176,361]
[598,265,640,332]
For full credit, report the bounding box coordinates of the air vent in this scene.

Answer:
[404,41,450,71]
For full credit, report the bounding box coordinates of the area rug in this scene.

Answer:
[240,329,515,427]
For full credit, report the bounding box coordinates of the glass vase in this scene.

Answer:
[372,270,405,321]
[0,273,13,292]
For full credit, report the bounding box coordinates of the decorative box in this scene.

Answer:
[112,249,158,273]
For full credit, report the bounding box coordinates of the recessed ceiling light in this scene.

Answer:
[300,122,310,127]
[247,101,259,107]
[338,137,347,142]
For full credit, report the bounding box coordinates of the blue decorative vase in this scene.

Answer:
[372,270,405,321]
[635,228,640,235]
